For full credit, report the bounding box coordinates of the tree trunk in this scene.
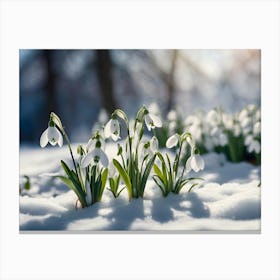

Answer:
[96,50,117,114]
[166,50,178,112]
[43,50,57,118]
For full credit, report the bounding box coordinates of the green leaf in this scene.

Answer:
[57,175,87,207]
[113,159,133,200]
[98,168,108,201]
[188,183,199,192]
[153,176,166,196]
[139,154,156,196]
[60,161,87,206]
[153,164,165,182]
[23,175,31,190]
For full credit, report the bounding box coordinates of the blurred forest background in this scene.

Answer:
[20,49,260,144]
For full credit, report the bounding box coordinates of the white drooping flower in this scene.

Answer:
[206,110,221,126]
[253,121,261,135]
[150,136,158,152]
[233,124,241,137]
[144,112,162,131]
[148,102,160,115]
[245,135,261,154]
[104,118,121,141]
[222,113,233,130]
[167,110,177,122]
[40,126,63,148]
[81,144,109,168]
[166,134,180,148]
[139,136,158,159]
[186,149,205,173]
[86,136,105,152]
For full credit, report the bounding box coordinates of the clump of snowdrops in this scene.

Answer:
[40,107,205,208]
[153,104,261,165]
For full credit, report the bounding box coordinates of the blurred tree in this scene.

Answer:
[96,50,118,114]
[166,50,178,112]
[43,50,58,119]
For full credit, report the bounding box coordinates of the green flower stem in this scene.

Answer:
[174,142,182,176]
[59,127,78,175]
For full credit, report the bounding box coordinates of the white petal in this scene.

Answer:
[57,131,63,147]
[191,154,204,172]
[40,128,49,148]
[245,135,253,146]
[111,132,120,142]
[150,136,158,152]
[253,122,261,135]
[185,157,192,173]
[104,119,112,138]
[186,136,195,148]
[166,134,179,148]
[144,115,152,131]
[47,127,60,145]
[111,119,120,133]
[86,138,96,151]
[97,149,109,167]
[81,152,94,168]
[150,113,162,128]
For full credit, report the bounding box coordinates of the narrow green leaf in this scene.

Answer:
[98,168,108,201]
[113,159,133,200]
[139,154,156,196]
[188,183,199,192]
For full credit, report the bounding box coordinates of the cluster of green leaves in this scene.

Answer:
[111,107,157,200]
[108,175,124,198]
[59,159,108,208]
[153,133,203,197]
[19,175,31,194]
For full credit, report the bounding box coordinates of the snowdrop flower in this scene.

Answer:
[40,125,63,148]
[168,121,177,134]
[248,140,261,154]
[189,125,202,142]
[166,133,180,148]
[206,110,220,126]
[247,104,256,113]
[233,124,241,137]
[148,102,160,115]
[98,109,108,123]
[218,133,228,146]
[81,141,109,168]
[144,111,162,131]
[186,148,205,173]
[245,135,261,154]
[86,136,105,152]
[139,136,158,159]
[150,136,158,152]
[104,117,121,141]
[238,108,248,123]
[167,110,177,122]
[254,109,261,122]
[222,113,233,130]
[185,115,201,127]
[253,121,261,135]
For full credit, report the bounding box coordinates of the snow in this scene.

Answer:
[19,145,261,231]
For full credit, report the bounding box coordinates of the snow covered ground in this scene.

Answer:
[19,145,261,232]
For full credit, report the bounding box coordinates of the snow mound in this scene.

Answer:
[19,147,261,231]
